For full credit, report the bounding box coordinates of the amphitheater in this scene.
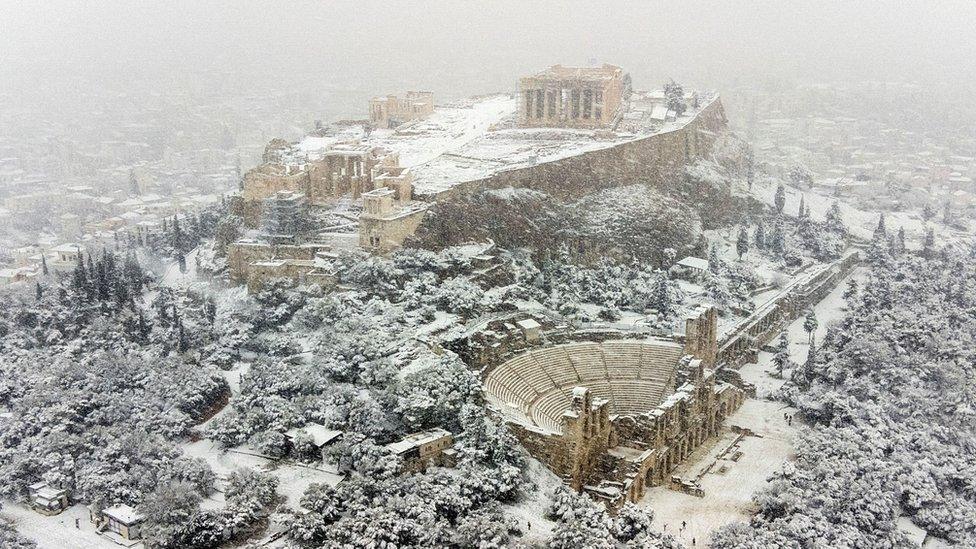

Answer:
[483,339,686,433]
[476,308,745,507]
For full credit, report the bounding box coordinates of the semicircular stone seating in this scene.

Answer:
[483,339,685,433]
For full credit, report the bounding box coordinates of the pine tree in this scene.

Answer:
[745,149,755,191]
[708,245,720,274]
[35,282,43,301]
[897,227,906,255]
[72,253,87,292]
[96,256,110,301]
[942,202,952,224]
[825,201,844,233]
[172,215,183,253]
[736,227,750,258]
[887,235,898,257]
[124,251,145,294]
[771,223,786,256]
[138,311,151,341]
[41,255,49,275]
[177,320,188,353]
[802,334,817,385]
[663,80,686,117]
[652,274,673,317]
[798,195,807,219]
[774,184,786,214]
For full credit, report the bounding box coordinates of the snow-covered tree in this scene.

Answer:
[774,184,786,214]
[754,221,767,250]
[772,332,791,378]
[802,309,818,343]
[736,226,750,258]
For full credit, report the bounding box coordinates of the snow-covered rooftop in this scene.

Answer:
[285,423,342,447]
[102,504,144,525]
[385,428,451,455]
[676,256,709,271]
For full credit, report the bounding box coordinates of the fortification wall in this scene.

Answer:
[417,98,729,203]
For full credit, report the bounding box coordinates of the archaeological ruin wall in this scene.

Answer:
[416,97,729,203]
[478,307,745,508]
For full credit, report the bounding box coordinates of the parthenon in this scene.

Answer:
[518,64,631,129]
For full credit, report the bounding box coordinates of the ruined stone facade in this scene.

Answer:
[519,64,630,129]
[225,240,337,293]
[358,189,429,253]
[230,140,425,289]
[241,141,404,217]
[369,91,435,129]
[482,307,745,508]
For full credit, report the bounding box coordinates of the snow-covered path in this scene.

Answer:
[640,266,862,545]
[1,502,138,549]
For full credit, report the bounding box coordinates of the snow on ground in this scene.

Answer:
[502,458,560,544]
[639,398,797,547]
[639,265,861,546]
[160,247,199,289]
[181,439,269,477]
[180,440,342,509]
[268,461,343,508]
[748,177,970,250]
[410,94,719,195]
[369,95,517,169]
[1,502,139,549]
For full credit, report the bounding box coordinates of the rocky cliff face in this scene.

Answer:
[407,98,761,263]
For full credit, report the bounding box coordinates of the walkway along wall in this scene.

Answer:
[716,250,861,369]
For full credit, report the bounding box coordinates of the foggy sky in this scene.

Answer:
[2,1,975,110]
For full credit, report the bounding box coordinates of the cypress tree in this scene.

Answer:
[755,222,767,250]
[72,253,87,291]
[774,184,786,214]
[736,226,750,258]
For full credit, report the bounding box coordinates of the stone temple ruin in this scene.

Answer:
[518,64,630,129]
[369,91,435,129]
[225,64,730,291]
[479,307,744,507]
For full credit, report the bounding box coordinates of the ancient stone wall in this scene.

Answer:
[359,206,429,254]
[417,98,728,203]
[226,241,331,284]
[717,250,861,368]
